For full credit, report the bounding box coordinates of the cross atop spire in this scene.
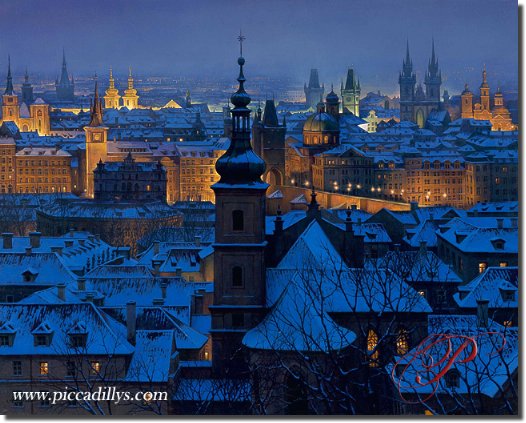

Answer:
[237,30,245,56]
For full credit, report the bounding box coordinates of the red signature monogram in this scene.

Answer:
[391,332,507,403]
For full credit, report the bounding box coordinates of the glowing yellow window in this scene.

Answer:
[367,329,379,367]
[396,328,410,356]
[39,362,48,375]
[90,361,101,375]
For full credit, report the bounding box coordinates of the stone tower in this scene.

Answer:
[304,69,324,109]
[424,39,442,103]
[84,81,108,198]
[55,49,75,102]
[461,84,474,119]
[210,35,269,375]
[21,68,33,104]
[2,57,19,124]
[104,68,121,109]
[341,68,360,116]
[399,41,416,122]
[122,67,139,110]
[480,65,490,112]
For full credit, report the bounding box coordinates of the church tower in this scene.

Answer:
[341,68,360,116]
[461,84,474,119]
[21,68,33,104]
[304,69,324,109]
[185,89,192,108]
[84,81,108,197]
[325,85,340,120]
[2,57,19,124]
[122,67,139,109]
[399,41,416,121]
[424,39,442,104]
[210,34,269,375]
[104,68,121,109]
[55,49,75,102]
[480,65,490,112]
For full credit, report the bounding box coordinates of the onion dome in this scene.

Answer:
[214,37,267,187]
[303,112,339,132]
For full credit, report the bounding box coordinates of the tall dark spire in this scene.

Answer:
[214,33,267,187]
[262,99,279,127]
[59,48,71,86]
[4,55,13,95]
[88,81,104,127]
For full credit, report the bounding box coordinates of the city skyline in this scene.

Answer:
[0,0,518,95]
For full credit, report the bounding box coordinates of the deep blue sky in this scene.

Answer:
[1,0,518,94]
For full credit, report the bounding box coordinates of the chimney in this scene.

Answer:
[476,299,489,328]
[51,246,63,256]
[25,247,32,256]
[152,259,162,275]
[351,204,357,211]
[29,232,41,249]
[496,218,504,229]
[57,283,66,301]
[126,301,137,345]
[152,298,164,306]
[153,241,160,255]
[175,267,182,277]
[352,233,366,268]
[77,277,86,291]
[2,233,13,249]
[410,201,419,211]
[161,282,167,299]
[194,236,201,247]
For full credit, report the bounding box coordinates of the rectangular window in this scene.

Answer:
[90,361,101,375]
[12,361,22,376]
[39,361,49,375]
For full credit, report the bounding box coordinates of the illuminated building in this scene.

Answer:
[399,40,444,128]
[122,67,139,110]
[461,67,517,131]
[341,68,360,116]
[0,59,51,135]
[15,147,72,194]
[286,90,341,187]
[104,68,121,109]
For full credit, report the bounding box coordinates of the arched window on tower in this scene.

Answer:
[232,266,243,288]
[232,210,244,231]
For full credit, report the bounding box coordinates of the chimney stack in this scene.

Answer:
[175,267,182,277]
[476,299,489,328]
[57,283,66,301]
[77,277,86,291]
[2,233,13,249]
[126,301,137,345]
[153,241,160,255]
[29,232,41,249]
[25,247,32,256]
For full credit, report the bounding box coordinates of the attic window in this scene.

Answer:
[0,334,13,346]
[35,335,50,347]
[69,334,87,348]
[491,239,505,250]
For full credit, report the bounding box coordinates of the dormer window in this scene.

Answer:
[22,269,38,282]
[32,323,53,347]
[491,238,506,250]
[0,323,16,346]
[69,334,87,348]
[500,289,515,302]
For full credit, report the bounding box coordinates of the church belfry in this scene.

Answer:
[104,67,121,109]
[2,56,19,123]
[304,69,324,109]
[399,41,416,122]
[341,68,360,116]
[424,39,442,103]
[21,68,33,104]
[480,65,490,111]
[210,33,269,375]
[84,81,108,197]
[122,67,139,109]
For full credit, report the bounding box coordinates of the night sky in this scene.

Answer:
[1,0,518,94]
